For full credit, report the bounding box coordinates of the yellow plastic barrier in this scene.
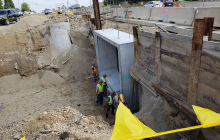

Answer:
[192,105,220,126]
[111,103,156,140]
[19,136,26,140]
[111,103,220,140]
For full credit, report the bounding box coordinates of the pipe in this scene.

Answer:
[152,83,199,123]
[130,72,159,97]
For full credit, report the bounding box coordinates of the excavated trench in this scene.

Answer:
[0,15,115,139]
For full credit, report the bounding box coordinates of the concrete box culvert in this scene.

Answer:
[94,29,139,110]
[49,22,72,68]
[50,22,70,31]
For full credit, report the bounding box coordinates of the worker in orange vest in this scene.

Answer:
[91,62,98,82]
[116,91,127,106]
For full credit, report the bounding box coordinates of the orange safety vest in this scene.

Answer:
[117,94,124,103]
[91,66,97,74]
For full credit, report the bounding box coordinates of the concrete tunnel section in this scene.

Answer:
[94,29,138,110]
[49,22,73,68]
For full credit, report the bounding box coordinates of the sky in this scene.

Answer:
[11,0,103,13]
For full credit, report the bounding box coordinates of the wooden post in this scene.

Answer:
[155,32,161,82]
[204,17,214,41]
[90,18,95,35]
[133,26,139,59]
[93,0,102,30]
[187,19,205,105]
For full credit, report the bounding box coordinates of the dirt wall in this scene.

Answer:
[0,15,73,77]
[0,18,50,76]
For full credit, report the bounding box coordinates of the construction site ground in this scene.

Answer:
[1,9,219,139]
[0,14,136,139]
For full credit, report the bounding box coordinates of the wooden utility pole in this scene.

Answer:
[92,0,102,30]
[187,19,205,105]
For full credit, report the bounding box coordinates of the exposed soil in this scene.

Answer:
[0,15,118,139]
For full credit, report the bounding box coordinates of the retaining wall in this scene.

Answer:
[129,21,220,140]
[132,29,220,113]
[197,41,220,112]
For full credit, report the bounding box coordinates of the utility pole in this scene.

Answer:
[18,0,20,10]
[67,0,68,8]
[92,0,102,30]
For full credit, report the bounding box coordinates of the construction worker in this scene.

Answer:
[102,74,107,96]
[105,92,115,118]
[91,62,97,82]
[96,79,104,105]
[116,91,127,106]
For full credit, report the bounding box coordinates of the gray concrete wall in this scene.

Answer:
[49,22,72,68]
[195,7,220,27]
[127,8,151,20]
[185,2,220,8]
[119,44,137,110]
[95,38,118,72]
[102,7,220,27]
[149,7,197,26]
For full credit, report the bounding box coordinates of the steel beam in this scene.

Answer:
[204,17,214,41]
[92,0,102,30]
[152,84,198,122]
[187,19,205,105]
[129,26,139,109]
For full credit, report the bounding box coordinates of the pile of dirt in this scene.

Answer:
[0,106,113,140]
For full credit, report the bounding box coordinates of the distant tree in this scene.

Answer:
[0,0,3,9]
[4,0,15,9]
[81,5,85,8]
[104,0,107,6]
[15,8,20,11]
[21,2,30,12]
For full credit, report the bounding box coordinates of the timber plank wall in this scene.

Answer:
[134,29,220,113]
